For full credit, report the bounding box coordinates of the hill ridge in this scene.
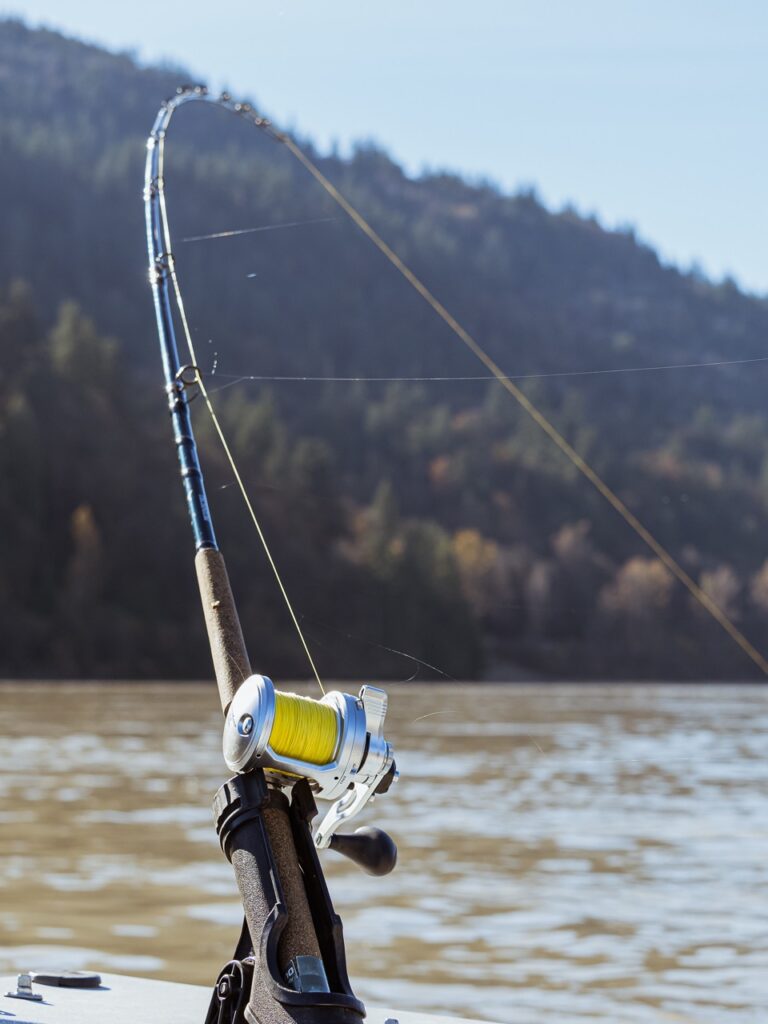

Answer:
[2,19,768,680]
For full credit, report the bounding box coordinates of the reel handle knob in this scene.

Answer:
[329,826,397,876]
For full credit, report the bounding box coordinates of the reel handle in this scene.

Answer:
[329,826,397,876]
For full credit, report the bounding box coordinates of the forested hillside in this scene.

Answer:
[3,18,768,680]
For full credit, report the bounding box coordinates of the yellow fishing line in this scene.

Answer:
[273,130,768,679]
[270,691,339,765]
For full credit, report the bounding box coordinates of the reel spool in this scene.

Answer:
[223,675,398,865]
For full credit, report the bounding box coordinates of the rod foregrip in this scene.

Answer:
[195,547,252,714]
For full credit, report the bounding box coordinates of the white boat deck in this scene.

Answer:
[0,972,489,1024]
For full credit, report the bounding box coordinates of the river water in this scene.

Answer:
[0,682,766,1022]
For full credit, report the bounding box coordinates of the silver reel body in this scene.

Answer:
[223,675,396,848]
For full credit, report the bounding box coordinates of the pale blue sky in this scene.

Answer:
[5,1,767,293]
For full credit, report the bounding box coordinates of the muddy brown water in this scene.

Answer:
[1,682,766,1023]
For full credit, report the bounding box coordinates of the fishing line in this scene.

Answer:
[265,127,768,679]
[180,216,337,243]
[155,126,326,695]
[300,613,457,680]
[299,625,422,683]
[206,354,768,388]
[270,690,339,764]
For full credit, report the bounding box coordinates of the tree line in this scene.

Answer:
[2,19,768,680]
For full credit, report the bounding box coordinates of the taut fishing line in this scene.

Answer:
[272,124,768,679]
[205,353,768,393]
[153,87,768,680]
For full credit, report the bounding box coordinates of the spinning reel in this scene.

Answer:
[224,675,398,870]
[207,675,398,1022]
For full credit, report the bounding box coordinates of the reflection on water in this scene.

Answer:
[1,682,767,1022]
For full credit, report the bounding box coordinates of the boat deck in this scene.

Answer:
[0,972,488,1024]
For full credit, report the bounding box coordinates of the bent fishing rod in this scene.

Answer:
[145,77,768,1024]
[145,85,398,1024]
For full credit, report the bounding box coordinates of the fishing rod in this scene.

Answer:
[144,76,767,1024]
[145,85,398,1024]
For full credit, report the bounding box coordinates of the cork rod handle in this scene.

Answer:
[195,547,252,715]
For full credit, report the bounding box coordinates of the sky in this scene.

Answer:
[5,1,767,294]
